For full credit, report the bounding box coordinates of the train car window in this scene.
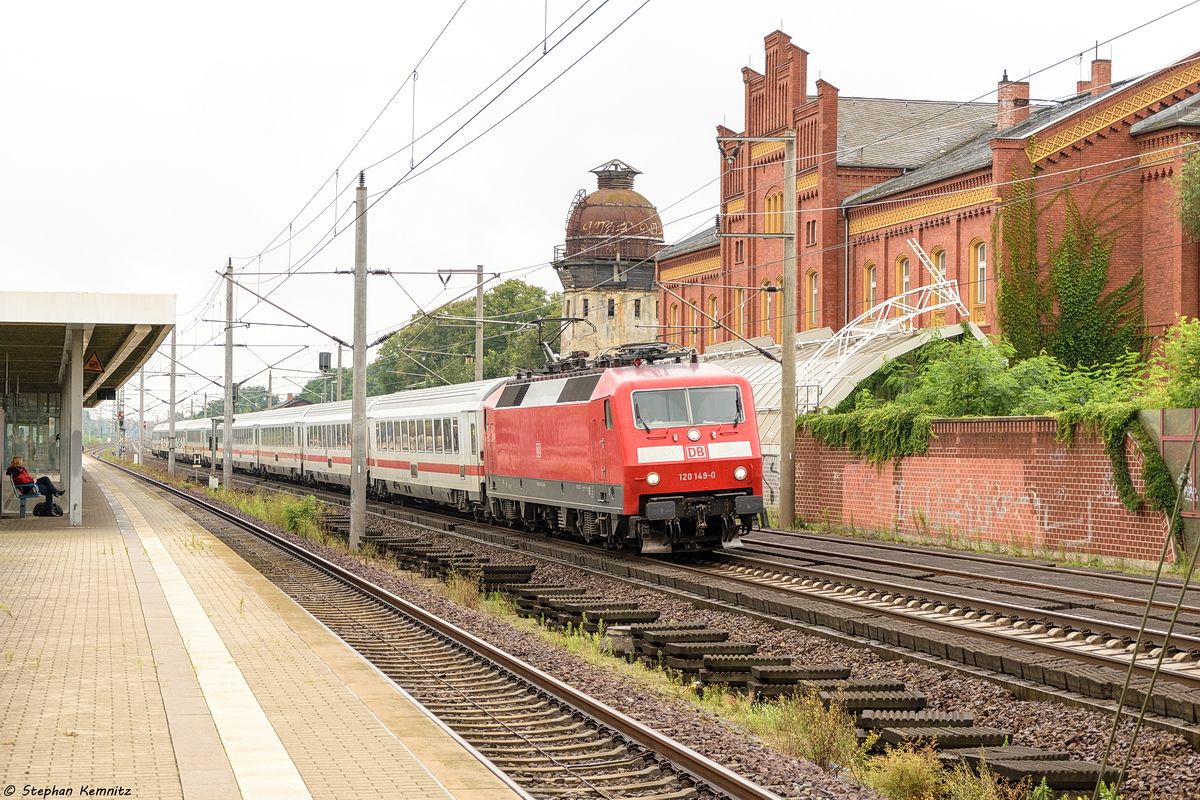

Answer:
[690,386,744,424]
[631,389,690,429]
[604,399,613,430]
[425,419,434,452]
[417,420,426,452]
[433,419,443,454]
[452,419,459,454]
[470,423,477,455]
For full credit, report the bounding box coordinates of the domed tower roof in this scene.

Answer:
[564,160,664,260]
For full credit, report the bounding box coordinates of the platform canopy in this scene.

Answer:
[1,292,175,525]
[0,292,174,407]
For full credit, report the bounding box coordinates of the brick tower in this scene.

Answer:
[552,160,664,356]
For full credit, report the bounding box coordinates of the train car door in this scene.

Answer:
[590,399,612,485]
[589,417,604,485]
[459,412,471,481]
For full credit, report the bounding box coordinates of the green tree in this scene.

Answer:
[1175,142,1200,240]
[1146,315,1200,408]
[295,364,387,403]
[374,279,559,394]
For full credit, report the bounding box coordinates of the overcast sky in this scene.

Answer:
[6,0,1199,418]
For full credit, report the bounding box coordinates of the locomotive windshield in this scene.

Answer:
[631,385,744,429]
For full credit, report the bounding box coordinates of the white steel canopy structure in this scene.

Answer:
[1,292,175,524]
[700,241,985,507]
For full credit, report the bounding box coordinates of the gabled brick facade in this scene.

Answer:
[657,31,1200,351]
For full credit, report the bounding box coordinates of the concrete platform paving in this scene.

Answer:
[0,456,526,800]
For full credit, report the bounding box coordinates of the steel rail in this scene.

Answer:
[737,539,1200,617]
[710,550,1200,652]
[745,528,1200,605]
[106,457,784,800]
[635,555,1200,692]
[135,454,1200,688]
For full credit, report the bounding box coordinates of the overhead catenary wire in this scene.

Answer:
[164,1,1195,398]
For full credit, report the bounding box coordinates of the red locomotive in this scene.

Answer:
[483,344,763,553]
[154,344,765,555]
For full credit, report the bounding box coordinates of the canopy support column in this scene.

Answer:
[66,324,84,525]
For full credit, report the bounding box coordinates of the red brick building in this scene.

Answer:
[658,31,1200,350]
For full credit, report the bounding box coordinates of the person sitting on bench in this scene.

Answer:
[6,456,64,502]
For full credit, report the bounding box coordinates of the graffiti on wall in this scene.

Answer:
[841,451,1142,554]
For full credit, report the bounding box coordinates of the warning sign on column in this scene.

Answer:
[83,352,105,373]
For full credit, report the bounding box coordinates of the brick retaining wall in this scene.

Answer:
[795,417,1172,563]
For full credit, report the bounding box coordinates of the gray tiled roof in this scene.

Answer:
[834,97,999,169]
[844,83,1132,206]
[1131,92,1200,134]
[656,223,718,261]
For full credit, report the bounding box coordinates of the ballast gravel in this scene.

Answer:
[169,489,1200,800]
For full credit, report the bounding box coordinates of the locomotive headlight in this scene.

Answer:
[734,466,748,481]
[687,428,701,441]
[646,472,661,486]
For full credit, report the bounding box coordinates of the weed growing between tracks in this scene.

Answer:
[446,580,1129,800]
[115,455,1129,800]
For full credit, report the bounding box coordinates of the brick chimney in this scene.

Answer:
[1089,59,1111,96]
[998,72,1031,130]
[1077,59,1113,96]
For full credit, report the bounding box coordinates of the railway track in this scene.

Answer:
[739,528,1200,620]
[140,455,1200,732]
[110,458,785,800]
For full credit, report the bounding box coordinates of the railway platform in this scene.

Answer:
[0,456,526,800]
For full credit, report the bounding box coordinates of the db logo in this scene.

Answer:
[684,444,707,460]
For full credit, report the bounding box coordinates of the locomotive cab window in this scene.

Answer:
[604,399,613,430]
[631,385,744,429]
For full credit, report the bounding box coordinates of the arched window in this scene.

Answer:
[762,280,773,335]
[764,193,784,234]
[806,271,818,329]
[670,303,679,344]
[930,247,948,325]
[776,275,785,334]
[688,303,699,348]
[705,293,715,345]
[971,240,987,322]
[735,286,745,335]
[863,263,877,317]
[896,255,911,296]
